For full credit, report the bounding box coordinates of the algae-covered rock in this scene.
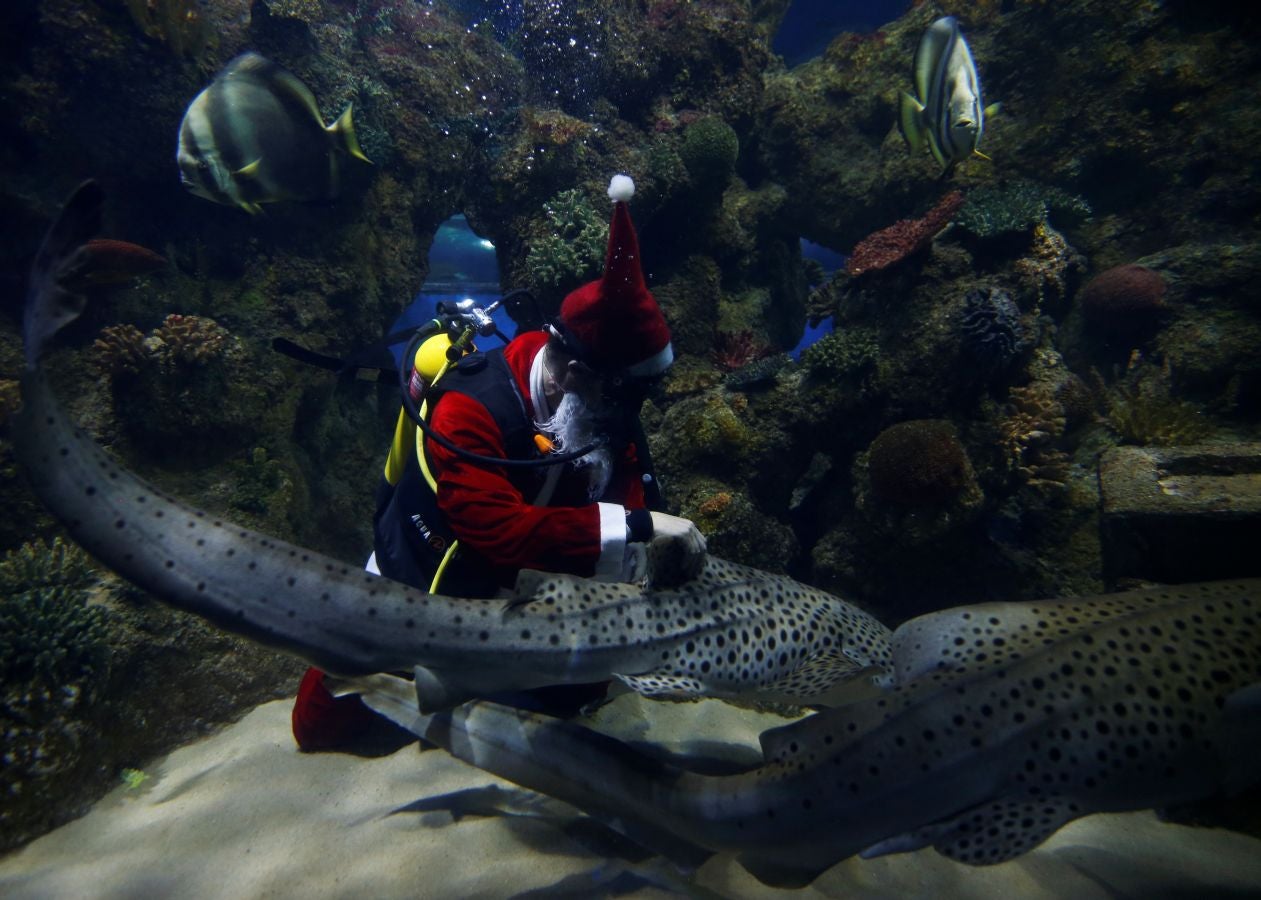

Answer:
[680,115,740,198]
[678,480,798,574]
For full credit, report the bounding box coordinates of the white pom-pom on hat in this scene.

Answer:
[607,174,635,202]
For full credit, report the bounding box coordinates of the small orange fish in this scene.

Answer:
[57,238,166,290]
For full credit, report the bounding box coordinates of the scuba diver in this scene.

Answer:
[292,174,707,751]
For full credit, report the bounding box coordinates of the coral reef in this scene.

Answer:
[91,324,148,376]
[0,538,105,685]
[151,314,228,366]
[999,382,1071,492]
[678,479,798,574]
[524,188,608,293]
[865,419,976,507]
[1011,221,1087,316]
[0,538,108,848]
[801,328,878,383]
[844,191,964,278]
[713,329,772,372]
[958,286,1027,374]
[89,314,276,458]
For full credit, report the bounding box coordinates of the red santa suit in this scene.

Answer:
[425,328,649,586]
[293,173,672,750]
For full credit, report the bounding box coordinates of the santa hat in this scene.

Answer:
[557,175,673,377]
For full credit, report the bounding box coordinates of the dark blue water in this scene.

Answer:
[389,213,513,366]
[773,0,911,66]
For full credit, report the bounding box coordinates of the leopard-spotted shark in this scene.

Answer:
[356,578,1261,886]
[13,181,891,712]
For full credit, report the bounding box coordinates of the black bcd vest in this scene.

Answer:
[372,348,537,598]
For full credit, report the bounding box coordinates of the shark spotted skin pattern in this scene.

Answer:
[14,182,891,711]
[355,579,1261,887]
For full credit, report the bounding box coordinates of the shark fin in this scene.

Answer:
[614,672,705,699]
[23,181,102,368]
[735,853,829,890]
[1218,682,1261,793]
[866,797,1084,864]
[505,568,549,611]
[413,664,476,713]
[755,652,889,707]
[891,594,1160,684]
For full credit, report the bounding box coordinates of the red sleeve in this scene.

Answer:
[426,391,607,577]
[604,440,647,509]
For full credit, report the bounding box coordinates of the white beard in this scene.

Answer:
[537,390,613,501]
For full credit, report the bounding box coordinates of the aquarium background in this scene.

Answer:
[1,0,1260,889]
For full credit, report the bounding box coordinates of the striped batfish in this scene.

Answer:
[899,16,999,175]
[176,53,370,214]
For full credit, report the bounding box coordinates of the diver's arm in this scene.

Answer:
[427,392,630,580]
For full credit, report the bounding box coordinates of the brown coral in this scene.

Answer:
[152,314,227,366]
[867,419,974,506]
[92,324,148,376]
[1000,383,1070,490]
[845,191,964,277]
[1079,264,1167,323]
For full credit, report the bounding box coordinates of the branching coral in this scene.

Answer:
[92,324,148,376]
[801,328,878,381]
[1011,221,1086,314]
[955,179,1091,240]
[94,315,229,377]
[845,191,964,277]
[525,188,608,290]
[999,383,1071,491]
[0,538,107,685]
[152,314,228,366]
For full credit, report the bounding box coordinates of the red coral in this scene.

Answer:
[1079,264,1167,321]
[714,330,771,371]
[845,191,964,277]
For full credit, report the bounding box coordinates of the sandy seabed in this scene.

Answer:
[2,696,1260,899]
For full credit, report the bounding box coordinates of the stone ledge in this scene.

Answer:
[1100,443,1261,583]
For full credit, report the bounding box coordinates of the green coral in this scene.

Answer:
[956,179,1091,240]
[525,188,608,290]
[0,538,108,685]
[1108,388,1212,446]
[680,115,739,196]
[801,328,878,380]
[1107,358,1213,446]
